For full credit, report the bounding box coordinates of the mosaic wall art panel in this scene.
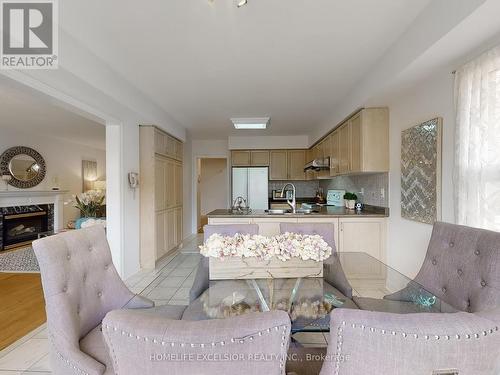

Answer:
[401,118,442,224]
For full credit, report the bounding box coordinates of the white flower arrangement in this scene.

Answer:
[199,232,332,262]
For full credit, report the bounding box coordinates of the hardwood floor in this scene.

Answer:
[0,273,46,350]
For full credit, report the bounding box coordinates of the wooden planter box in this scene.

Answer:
[209,257,323,280]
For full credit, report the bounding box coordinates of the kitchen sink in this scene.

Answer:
[265,209,291,215]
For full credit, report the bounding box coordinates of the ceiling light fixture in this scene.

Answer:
[231,117,270,130]
[237,0,248,8]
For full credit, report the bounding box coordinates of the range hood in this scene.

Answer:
[304,157,330,171]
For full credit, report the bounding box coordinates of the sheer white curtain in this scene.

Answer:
[454,45,500,231]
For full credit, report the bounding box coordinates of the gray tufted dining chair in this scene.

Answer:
[320,222,500,375]
[188,224,259,303]
[279,222,353,299]
[102,310,291,375]
[32,226,186,375]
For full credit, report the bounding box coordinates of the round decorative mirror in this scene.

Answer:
[0,146,46,188]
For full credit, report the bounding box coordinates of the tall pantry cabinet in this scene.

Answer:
[140,125,183,269]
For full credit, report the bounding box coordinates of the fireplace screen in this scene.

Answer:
[3,211,48,250]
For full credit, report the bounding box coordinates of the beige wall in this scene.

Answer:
[0,127,106,227]
[382,67,455,278]
[198,158,228,228]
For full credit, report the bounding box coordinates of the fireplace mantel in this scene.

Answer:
[0,190,69,231]
[0,190,69,198]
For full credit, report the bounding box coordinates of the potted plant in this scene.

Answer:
[343,192,357,210]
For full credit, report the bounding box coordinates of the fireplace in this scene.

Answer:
[0,204,54,251]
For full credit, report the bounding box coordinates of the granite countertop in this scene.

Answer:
[207,205,389,218]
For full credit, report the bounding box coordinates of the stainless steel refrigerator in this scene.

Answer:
[232,167,269,210]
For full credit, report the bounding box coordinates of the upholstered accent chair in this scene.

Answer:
[32,226,186,375]
[102,310,291,374]
[188,224,259,303]
[279,223,354,301]
[320,222,500,375]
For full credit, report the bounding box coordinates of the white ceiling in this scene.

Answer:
[0,76,106,149]
[59,0,431,139]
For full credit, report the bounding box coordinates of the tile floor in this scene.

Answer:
[0,234,380,373]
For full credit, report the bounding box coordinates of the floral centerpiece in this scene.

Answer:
[200,233,332,280]
[72,190,105,218]
[200,233,331,261]
[66,190,106,229]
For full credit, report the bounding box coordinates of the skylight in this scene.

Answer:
[231,117,270,130]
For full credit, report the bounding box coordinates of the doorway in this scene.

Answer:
[0,74,107,350]
[196,158,228,232]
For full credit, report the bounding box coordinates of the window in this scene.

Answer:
[454,46,500,231]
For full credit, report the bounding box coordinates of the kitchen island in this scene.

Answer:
[207,205,389,263]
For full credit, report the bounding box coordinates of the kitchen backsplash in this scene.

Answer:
[269,180,319,198]
[319,173,389,207]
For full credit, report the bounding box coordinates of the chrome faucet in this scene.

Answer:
[281,183,296,213]
[232,196,248,212]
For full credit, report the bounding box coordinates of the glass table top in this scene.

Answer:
[194,252,456,333]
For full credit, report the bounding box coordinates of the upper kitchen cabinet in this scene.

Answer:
[231,151,251,166]
[269,150,288,180]
[331,107,389,176]
[287,150,306,180]
[330,130,340,176]
[338,122,350,174]
[305,148,316,180]
[350,108,389,173]
[250,150,270,166]
[231,150,270,166]
[317,135,331,179]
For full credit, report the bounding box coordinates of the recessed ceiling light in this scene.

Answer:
[237,0,248,7]
[231,117,270,130]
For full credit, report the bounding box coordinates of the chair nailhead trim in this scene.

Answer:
[102,323,290,349]
[343,323,499,341]
[333,322,346,375]
[49,336,89,375]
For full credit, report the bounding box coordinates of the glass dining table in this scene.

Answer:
[183,252,456,334]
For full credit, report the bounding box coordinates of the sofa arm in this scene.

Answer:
[102,310,291,375]
[321,309,500,375]
[189,258,209,302]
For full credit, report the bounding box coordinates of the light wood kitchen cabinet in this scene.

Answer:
[140,125,184,268]
[338,217,387,280]
[340,108,389,174]
[356,108,389,173]
[338,123,350,174]
[312,107,389,177]
[317,136,331,179]
[287,150,306,180]
[250,151,270,166]
[269,150,288,180]
[330,130,340,176]
[154,128,183,162]
[231,151,251,166]
[231,149,307,180]
[231,150,270,166]
[349,113,362,172]
[305,148,316,180]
